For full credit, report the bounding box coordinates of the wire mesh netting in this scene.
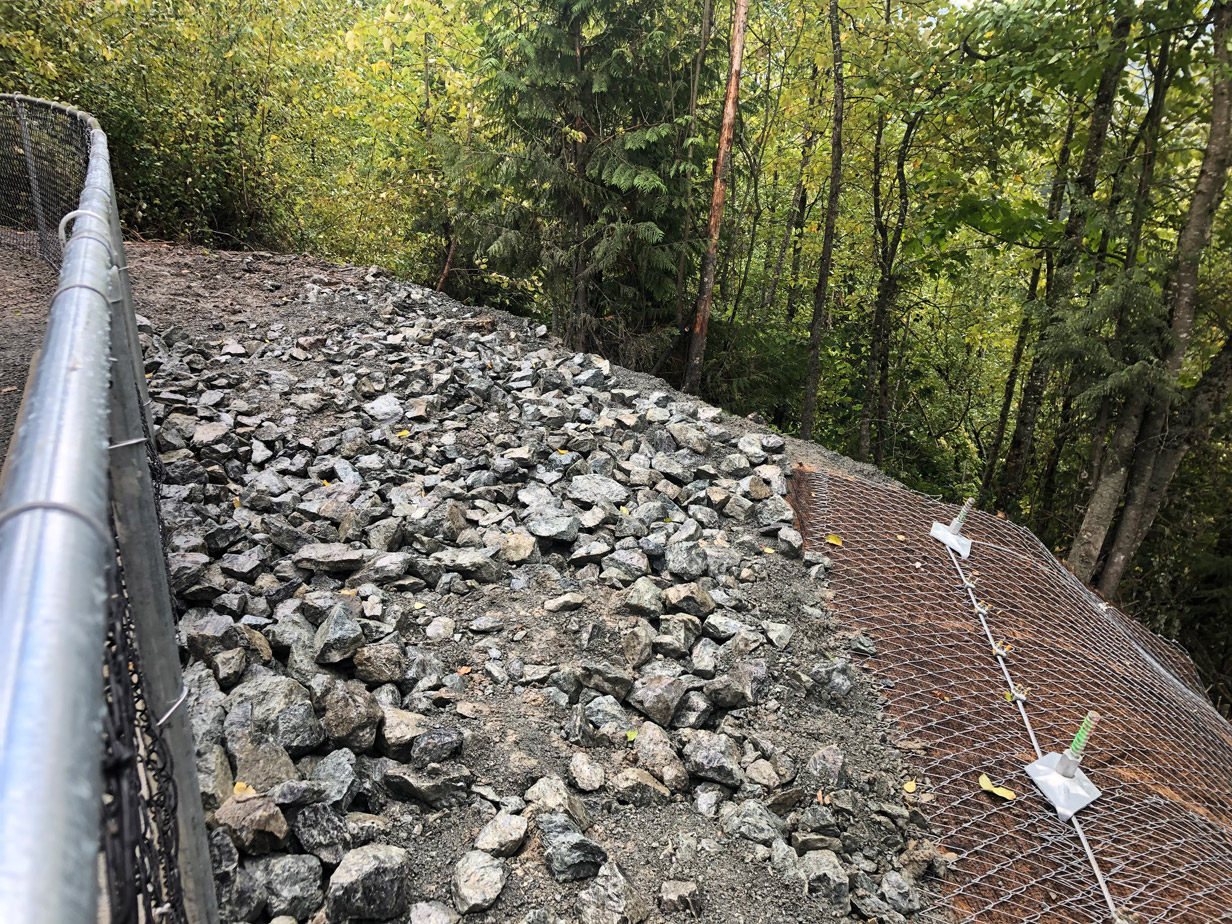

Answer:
[0,96,92,267]
[0,93,188,923]
[788,467,1232,924]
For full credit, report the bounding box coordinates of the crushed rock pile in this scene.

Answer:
[144,252,951,924]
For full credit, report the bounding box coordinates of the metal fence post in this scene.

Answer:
[13,99,55,264]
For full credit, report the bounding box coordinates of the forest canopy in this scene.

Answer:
[4,0,1231,707]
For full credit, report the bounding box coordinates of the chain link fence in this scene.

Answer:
[788,467,1232,924]
[0,95,216,924]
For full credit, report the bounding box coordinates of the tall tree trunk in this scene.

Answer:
[998,1,1133,509]
[1069,0,1232,584]
[1098,342,1232,595]
[980,110,1075,505]
[784,186,813,322]
[675,0,714,328]
[764,117,817,311]
[874,113,921,465]
[682,0,749,394]
[1089,37,1172,483]
[799,0,844,442]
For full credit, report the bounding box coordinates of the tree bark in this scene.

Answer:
[1097,340,1232,595]
[980,110,1075,505]
[675,0,715,328]
[799,0,844,442]
[998,0,1133,509]
[1069,0,1232,585]
[764,113,817,311]
[682,0,749,394]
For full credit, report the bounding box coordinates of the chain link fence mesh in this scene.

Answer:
[0,97,92,265]
[1,93,188,924]
[788,467,1232,924]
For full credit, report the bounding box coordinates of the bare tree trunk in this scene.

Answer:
[1070,0,1232,584]
[764,72,819,311]
[675,0,714,328]
[1098,340,1232,595]
[799,0,844,442]
[998,0,1133,508]
[436,235,457,292]
[784,186,813,322]
[683,0,750,394]
[980,110,1075,505]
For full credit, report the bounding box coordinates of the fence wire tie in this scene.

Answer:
[0,500,112,547]
[109,436,147,450]
[57,207,113,248]
[52,281,113,306]
[156,685,189,728]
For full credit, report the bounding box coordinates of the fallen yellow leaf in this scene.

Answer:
[904,779,917,793]
[233,781,257,796]
[396,429,410,438]
[825,534,843,547]
[978,773,1016,801]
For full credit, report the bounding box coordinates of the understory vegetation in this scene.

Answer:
[4,0,1230,707]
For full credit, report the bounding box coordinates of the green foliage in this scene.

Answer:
[4,0,1230,695]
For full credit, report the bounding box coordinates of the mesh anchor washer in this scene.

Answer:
[1026,711,1103,822]
[930,496,975,559]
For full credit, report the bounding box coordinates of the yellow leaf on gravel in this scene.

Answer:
[396,430,410,438]
[904,779,917,793]
[825,534,843,547]
[233,781,257,796]
[978,773,1016,800]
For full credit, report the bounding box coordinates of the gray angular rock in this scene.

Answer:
[622,577,663,617]
[578,661,634,700]
[529,515,581,543]
[796,850,849,910]
[385,761,474,809]
[214,793,289,854]
[719,799,787,845]
[314,603,365,664]
[292,803,351,867]
[319,678,382,750]
[226,674,324,756]
[567,474,629,506]
[474,811,529,857]
[610,768,670,806]
[411,726,464,768]
[577,861,650,924]
[662,582,715,617]
[247,853,323,919]
[880,870,922,914]
[633,721,688,792]
[539,813,607,882]
[451,850,508,914]
[327,844,412,921]
[627,675,687,726]
[569,752,605,792]
[431,547,505,583]
[525,776,591,830]
[682,731,743,787]
[658,880,701,915]
[411,900,462,924]
[293,543,377,573]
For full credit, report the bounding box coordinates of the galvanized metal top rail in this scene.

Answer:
[0,94,216,924]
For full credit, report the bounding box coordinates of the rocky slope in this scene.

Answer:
[139,247,951,924]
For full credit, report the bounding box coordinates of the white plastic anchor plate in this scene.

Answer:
[930,521,972,559]
[1026,751,1102,822]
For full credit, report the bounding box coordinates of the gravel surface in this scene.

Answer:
[0,249,55,472]
[127,244,951,924]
